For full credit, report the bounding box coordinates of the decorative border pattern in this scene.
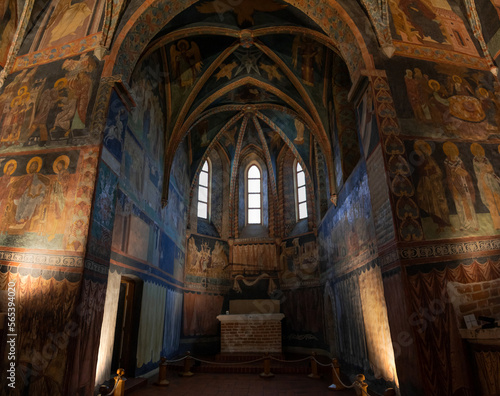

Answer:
[358,0,392,49]
[101,0,127,49]
[90,75,123,138]
[12,33,102,72]
[379,248,399,268]
[370,74,423,242]
[462,0,496,70]
[393,41,490,70]
[399,238,500,260]
[0,250,84,267]
[320,245,379,280]
[84,259,109,275]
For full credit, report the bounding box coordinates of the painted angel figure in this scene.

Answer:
[170,40,203,88]
[292,36,323,87]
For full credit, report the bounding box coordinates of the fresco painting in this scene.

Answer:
[129,51,167,160]
[163,183,188,247]
[196,0,287,26]
[86,160,118,262]
[388,0,477,55]
[143,157,162,214]
[170,40,203,89]
[0,148,98,250]
[279,236,319,288]
[261,33,331,131]
[121,129,144,197]
[36,0,104,50]
[389,63,500,140]
[333,58,360,181]
[0,0,17,66]
[292,35,323,88]
[408,139,500,239]
[356,87,379,159]
[103,91,128,161]
[186,235,229,279]
[0,54,101,152]
[2,1,500,394]
[318,169,376,277]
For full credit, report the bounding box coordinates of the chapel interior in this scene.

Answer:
[0,0,500,395]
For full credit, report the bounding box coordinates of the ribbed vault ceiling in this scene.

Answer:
[131,0,350,200]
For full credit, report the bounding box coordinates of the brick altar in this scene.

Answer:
[217,313,285,353]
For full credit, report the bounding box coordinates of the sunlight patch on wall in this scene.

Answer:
[359,266,400,388]
[95,270,121,386]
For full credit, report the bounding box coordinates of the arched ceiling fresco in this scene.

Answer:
[126,1,354,202]
[104,0,375,80]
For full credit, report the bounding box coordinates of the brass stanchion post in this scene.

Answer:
[308,352,320,379]
[354,374,368,396]
[114,369,126,396]
[180,351,194,377]
[154,357,170,386]
[260,353,274,378]
[328,358,345,390]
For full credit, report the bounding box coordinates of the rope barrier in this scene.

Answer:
[191,356,266,365]
[269,355,311,363]
[330,364,355,389]
[311,356,335,367]
[160,356,188,363]
[158,351,372,394]
[99,377,119,396]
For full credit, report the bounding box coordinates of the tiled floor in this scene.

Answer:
[131,372,357,396]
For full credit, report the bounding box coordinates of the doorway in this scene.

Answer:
[111,276,142,376]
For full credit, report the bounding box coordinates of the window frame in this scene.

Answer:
[294,160,308,221]
[245,163,263,225]
[197,159,211,220]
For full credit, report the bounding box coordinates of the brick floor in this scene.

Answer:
[130,372,357,396]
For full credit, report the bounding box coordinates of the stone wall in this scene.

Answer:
[448,279,500,326]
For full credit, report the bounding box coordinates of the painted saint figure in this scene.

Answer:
[404,68,431,122]
[0,160,16,217]
[427,79,450,125]
[51,156,70,219]
[442,142,478,231]
[170,40,203,88]
[414,140,452,232]
[471,143,500,229]
[10,157,50,229]
[48,156,71,241]
[292,35,323,87]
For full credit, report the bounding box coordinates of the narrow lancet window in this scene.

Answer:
[296,162,308,220]
[198,160,210,219]
[247,165,262,224]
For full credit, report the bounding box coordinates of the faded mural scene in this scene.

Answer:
[0,1,499,396]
